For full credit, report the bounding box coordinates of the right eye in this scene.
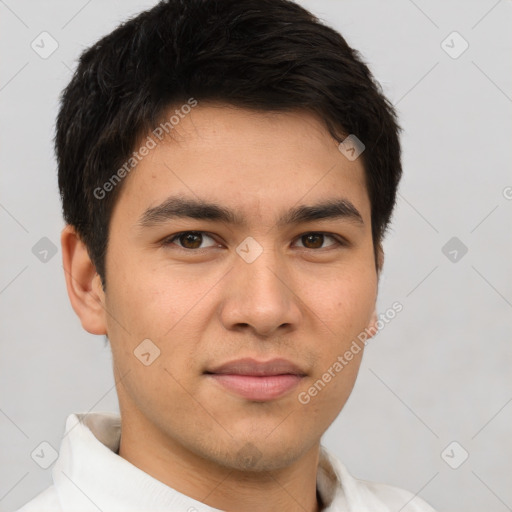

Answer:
[161,231,221,250]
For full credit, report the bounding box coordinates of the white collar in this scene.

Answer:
[46,412,434,512]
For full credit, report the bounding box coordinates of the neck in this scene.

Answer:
[117,412,322,512]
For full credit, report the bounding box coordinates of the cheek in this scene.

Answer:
[304,269,375,413]
[104,252,183,335]
[104,261,210,380]
[306,269,377,339]
[296,349,363,435]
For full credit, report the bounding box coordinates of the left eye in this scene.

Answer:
[293,232,341,249]
[163,231,342,250]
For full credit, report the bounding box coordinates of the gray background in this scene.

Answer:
[1,1,511,511]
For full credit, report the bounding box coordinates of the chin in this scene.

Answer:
[213,436,313,473]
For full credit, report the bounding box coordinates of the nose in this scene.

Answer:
[218,244,302,338]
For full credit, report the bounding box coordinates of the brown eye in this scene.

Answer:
[179,232,203,249]
[296,232,339,249]
[163,231,218,250]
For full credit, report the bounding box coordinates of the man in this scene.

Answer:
[17,0,437,510]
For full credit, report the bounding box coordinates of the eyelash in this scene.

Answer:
[161,231,347,252]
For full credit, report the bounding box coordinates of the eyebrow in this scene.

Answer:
[137,196,364,229]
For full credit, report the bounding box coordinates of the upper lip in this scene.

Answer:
[205,358,306,376]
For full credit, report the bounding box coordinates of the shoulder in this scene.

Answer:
[14,485,61,512]
[319,447,437,511]
[359,479,437,511]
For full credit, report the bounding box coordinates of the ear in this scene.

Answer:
[366,309,379,341]
[365,242,385,340]
[375,241,384,275]
[61,225,107,335]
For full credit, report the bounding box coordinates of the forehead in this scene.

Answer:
[111,104,371,228]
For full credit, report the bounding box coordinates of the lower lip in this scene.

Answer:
[207,374,303,401]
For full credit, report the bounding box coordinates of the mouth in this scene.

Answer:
[204,358,307,402]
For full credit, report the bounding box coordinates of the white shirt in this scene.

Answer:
[16,412,436,512]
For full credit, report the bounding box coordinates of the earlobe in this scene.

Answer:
[366,308,379,340]
[61,225,107,335]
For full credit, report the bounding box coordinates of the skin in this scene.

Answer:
[62,103,382,512]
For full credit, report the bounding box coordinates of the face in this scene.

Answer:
[98,104,379,471]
